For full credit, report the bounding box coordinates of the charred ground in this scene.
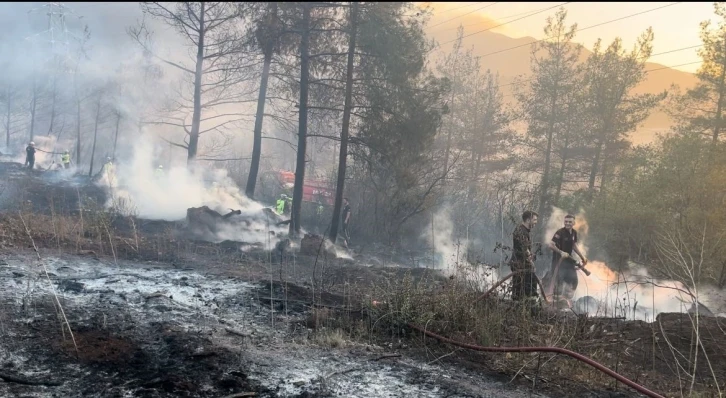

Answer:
[0,162,724,398]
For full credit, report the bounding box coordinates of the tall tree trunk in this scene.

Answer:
[88,95,102,177]
[5,88,11,148]
[76,93,82,165]
[443,79,457,176]
[113,111,121,159]
[554,138,569,205]
[587,139,604,196]
[187,2,205,165]
[713,36,726,143]
[29,76,38,142]
[442,38,463,177]
[245,2,278,199]
[47,72,57,136]
[600,147,611,194]
[538,89,558,218]
[290,3,311,236]
[467,149,480,201]
[329,1,358,243]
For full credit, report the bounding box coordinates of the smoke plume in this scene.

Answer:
[95,133,287,247]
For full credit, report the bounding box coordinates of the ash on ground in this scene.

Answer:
[0,254,546,398]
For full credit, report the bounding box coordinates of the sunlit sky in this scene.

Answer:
[422,2,717,73]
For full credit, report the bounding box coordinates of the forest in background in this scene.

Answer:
[0,2,725,288]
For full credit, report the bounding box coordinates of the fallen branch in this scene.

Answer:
[225,327,251,338]
[191,351,218,358]
[144,292,167,300]
[219,392,257,398]
[372,353,401,361]
[0,370,62,386]
[263,296,362,312]
[58,272,157,282]
[324,367,360,380]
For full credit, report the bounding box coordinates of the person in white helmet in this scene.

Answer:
[25,142,36,170]
[155,164,164,178]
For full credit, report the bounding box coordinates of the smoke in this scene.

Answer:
[422,207,467,271]
[547,206,724,320]
[422,207,498,286]
[95,133,287,246]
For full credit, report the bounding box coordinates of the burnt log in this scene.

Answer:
[300,234,336,257]
[185,206,291,243]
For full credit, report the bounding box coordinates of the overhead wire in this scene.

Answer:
[428,2,572,53]
[494,59,702,100]
[427,2,500,29]
[431,2,489,17]
[478,2,683,59]
[435,4,574,34]
[492,44,703,91]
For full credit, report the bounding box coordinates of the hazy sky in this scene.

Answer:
[423,2,716,73]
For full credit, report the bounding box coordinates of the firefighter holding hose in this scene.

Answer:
[545,214,588,301]
[509,210,539,305]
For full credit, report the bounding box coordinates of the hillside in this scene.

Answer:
[424,12,699,145]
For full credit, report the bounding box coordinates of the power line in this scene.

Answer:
[493,44,702,90]
[428,2,500,29]
[436,4,570,33]
[644,60,701,73]
[429,2,571,53]
[478,2,682,60]
[497,59,701,99]
[432,2,488,17]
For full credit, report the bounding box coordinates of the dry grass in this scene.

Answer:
[312,328,348,349]
[357,264,726,397]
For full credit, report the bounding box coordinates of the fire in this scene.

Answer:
[547,207,707,320]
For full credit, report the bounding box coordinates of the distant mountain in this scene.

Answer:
[424,13,699,145]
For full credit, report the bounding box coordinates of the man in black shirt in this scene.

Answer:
[509,210,539,302]
[341,198,351,248]
[546,214,588,299]
[25,142,36,170]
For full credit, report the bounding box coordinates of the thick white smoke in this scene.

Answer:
[95,133,287,247]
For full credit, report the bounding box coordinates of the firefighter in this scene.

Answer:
[509,210,540,305]
[545,214,588,301]
[25,142,36,170]
[61,150,71,169]
[276,194,287,215]
[155,164,164,178]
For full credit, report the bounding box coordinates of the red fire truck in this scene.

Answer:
[276,170,335,206]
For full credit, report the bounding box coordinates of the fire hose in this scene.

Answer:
[407,322,665,398]
[475,270,548,303]
[409,266,666,398]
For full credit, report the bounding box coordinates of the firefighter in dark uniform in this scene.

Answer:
[509,210,539,303]
[545,214,588,299]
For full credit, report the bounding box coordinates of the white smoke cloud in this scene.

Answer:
[422,207,499,287]
[95,132,288,247]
